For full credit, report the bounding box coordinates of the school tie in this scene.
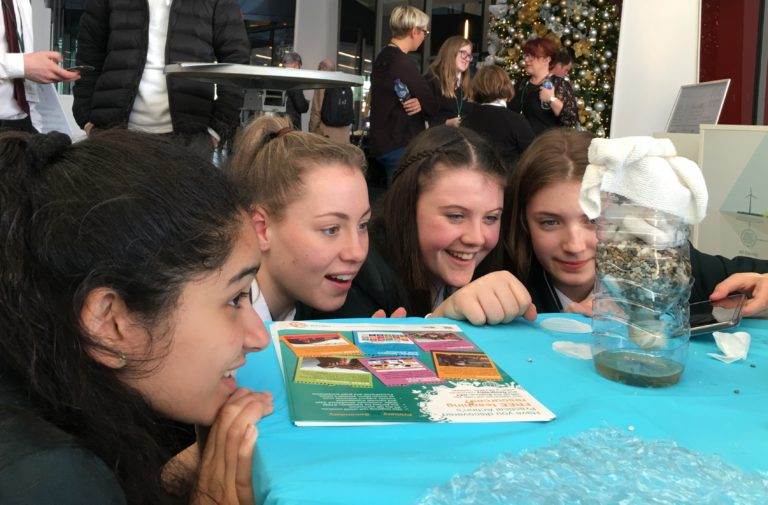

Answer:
[2,0,29,114]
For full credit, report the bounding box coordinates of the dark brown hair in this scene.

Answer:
[503,128,594,281]
[0,129,247,503]
[471,64,514,103]
[379,126,506,315]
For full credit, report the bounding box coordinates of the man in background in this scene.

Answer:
[282,51,309,130]
[73,0,249,157]
[0,0,79,132]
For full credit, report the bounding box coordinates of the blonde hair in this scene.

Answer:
[471,65,514,103]
[428,36,472,99]
[389,4,429,38]
[228,116,366,220]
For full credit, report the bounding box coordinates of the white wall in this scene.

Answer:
[293,0,339,130]
[31,0,51,51]
[611,0,701,137]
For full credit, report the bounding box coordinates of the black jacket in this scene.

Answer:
[369,46,438,156]
[520,246,768,313]
[508,75,578,136]
[461,104,534,172]
[73,0,249,140]
[0,375,126,504]
[423,71,473,127]
[285,89,309,130]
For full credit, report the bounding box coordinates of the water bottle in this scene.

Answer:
[540,79,554,110]
[394,79,411,102]
[592,193,693,388]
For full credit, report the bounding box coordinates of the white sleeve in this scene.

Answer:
[0,52,26,80]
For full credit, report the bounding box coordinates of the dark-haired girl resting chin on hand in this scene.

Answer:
[0,130,272,504]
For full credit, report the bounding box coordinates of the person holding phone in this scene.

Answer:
[0,0,80,133]
[499,128,768,319]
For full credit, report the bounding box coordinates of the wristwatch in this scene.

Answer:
[548,96,558,103]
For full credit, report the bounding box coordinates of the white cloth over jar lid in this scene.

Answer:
[579,136,709,224]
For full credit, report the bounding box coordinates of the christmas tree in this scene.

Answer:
[487,0,620,137]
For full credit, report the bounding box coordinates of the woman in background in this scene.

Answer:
[424,35,474,127]
[462,64,534,172]
[0,130,272,503]
[369,4,438,186]
[509,37,577,136]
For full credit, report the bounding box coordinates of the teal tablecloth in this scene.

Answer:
[236,315,768,505]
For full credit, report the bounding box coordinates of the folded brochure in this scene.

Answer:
[271,320,555,426]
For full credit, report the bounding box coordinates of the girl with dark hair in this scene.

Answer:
[424,35,474,127]
[329,125,536,325]
[0,130,272,503]
[503,128,768,316]
[509,37,578,136]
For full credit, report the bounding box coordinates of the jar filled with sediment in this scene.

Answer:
[591,192,693,387]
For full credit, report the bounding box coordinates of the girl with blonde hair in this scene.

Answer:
[228,116,376,321]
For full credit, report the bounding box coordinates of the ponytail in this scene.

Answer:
[228,115,366,219]
[0,129,247,504]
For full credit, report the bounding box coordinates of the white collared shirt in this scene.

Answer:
[128,0,173,133]
[251,279,296,323]
[486,99,507,108]
[0,0,34,120]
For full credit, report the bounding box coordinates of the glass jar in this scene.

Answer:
[591,193,693,387]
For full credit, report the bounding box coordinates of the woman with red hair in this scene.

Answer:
[509,37,578,136]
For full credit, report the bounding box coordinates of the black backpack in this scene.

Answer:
[320,87,355,127]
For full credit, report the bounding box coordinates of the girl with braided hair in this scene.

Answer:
[0,130,272,503]
[325,125,536,325]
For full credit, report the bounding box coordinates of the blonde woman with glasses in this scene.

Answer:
[425,36,474,127]
[370,4,438,186]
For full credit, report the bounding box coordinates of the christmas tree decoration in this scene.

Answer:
[487,0,620,136]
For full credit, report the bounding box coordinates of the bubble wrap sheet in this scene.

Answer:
[418,428,768,505]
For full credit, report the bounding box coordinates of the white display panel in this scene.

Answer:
[697,125,768,260]
[666,80,730,134]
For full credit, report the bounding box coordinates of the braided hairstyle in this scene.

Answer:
[0,130,248,503]
[378,126,507,315]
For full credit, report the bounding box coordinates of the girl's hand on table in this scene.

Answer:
[432,271,537,326]
[193,388,273,504]
[710,272,768,317]
[372,307,408,318]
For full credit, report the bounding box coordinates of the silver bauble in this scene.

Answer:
[594,101,606,112]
